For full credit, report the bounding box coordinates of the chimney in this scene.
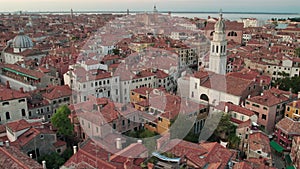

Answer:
[108,153,111,162]
[137,139,143,144]
[42,161,46,169]
[73,146,77,154]
[5,140,9,147]
[289,88,293,99]
[29,154,33,158]
[6,81,10,89]
[42,160,47,169]
[20,87,24,93]
[225,105,229,113]
[261,93,264,96]
[260,79,263,86]
[116,138,122,149]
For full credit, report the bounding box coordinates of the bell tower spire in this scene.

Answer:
[208,9,227,75]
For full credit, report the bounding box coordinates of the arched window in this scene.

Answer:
[6,112,10,120]
[216,46,219,53]
[210,31,214,36]
[220,46,223,54]
[200,94,209,102]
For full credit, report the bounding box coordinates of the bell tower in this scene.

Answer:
[208,9,227,75]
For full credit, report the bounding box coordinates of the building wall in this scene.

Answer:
[290,137,300,168]
[245,100,286,133]
[0,98,28,124]
[273,128,295,150]
[21,133,57,157]
[285,102,300,120]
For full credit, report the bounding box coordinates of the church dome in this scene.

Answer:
[13,30,33,49]
[214,12,225,33]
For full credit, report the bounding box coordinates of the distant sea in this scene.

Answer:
[7,11,300,21]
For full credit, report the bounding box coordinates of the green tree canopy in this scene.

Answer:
[51,105,73,137]
[211,113,240,149]
[273,76,300,94]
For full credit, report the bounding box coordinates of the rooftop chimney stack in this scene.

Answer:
[29,154,33,158]
[225,105,229,113]
[42,161,46,169]
[116,138,122,149]
[73,146,77,154]
[5,140,9,147]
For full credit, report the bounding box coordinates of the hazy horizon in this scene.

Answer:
[1,0,299,13]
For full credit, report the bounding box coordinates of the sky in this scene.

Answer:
[0,0,299,13]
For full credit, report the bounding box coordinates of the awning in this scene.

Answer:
[286,166,296,169]
[285,154,292,164]
[3,67,39,80]
[270,140,284,153]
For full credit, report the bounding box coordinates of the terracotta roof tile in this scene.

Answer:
[276,117,300,134]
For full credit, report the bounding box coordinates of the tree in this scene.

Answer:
[38,152,65,169]
[51,105,73,137]
[273,76,300,94]
[208,113,240,149]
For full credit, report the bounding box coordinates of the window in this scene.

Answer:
[216,45,219,53]
[195,83,197,89]
[107,80,110,84]
[263,107,268,110]
[122,120,125,126]
[91,83,93,87]
[116,89,118,95]
[40,134,44,139]
[57,149,61,153]
[296,110,299,114]
[191,91,194,98]
[113,123,116,129]
[21,109,26,117]
[83,84,86,88]
[262,114,267,120]
[19,99,25,103]
[29,111,32,117]
[2,102,9,106]
[95,82,98,86]
[287,107,290,111]
[6,112,10,120]
[96,127,99,133]
[128,119,131,126]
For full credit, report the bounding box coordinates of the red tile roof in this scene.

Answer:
[42,85,72,100]
[275,117,300,134]
[0,85,28,101]
[247,88,291,107]
[196,71,255,96]
[0,146,43,169]
[131,87,154,96]
[2,64,44,79]
[161,139,233,169]
[248,132,271,153]
[64,139,143,169]
[216,102,255,117]
[233,161,253,169]
[6,119,31,132]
